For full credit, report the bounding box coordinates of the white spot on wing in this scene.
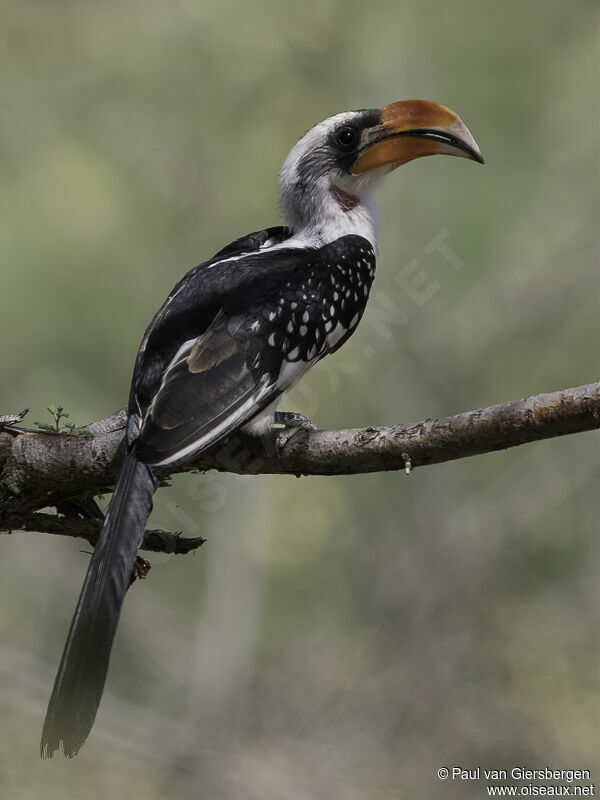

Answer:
[325,321,347,350]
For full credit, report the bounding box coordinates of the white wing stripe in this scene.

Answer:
[149,355,316,467]
[149,385,273,467]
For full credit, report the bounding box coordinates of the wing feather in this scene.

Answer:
[135,311,278,465]
[129,232,375,467]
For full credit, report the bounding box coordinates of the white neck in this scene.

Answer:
[277,110,389,252]
[280,179,379,251]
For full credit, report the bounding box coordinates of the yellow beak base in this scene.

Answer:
[351,99,484,174]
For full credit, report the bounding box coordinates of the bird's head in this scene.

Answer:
[279,99,483,248]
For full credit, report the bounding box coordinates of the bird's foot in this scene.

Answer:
[274,411,318,453]
[130,556,151,586]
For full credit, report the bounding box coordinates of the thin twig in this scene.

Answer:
[0,408,30,426]
[1,512,206,554]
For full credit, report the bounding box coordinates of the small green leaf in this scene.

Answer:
[36,404,90,434]
[34,421,58,432]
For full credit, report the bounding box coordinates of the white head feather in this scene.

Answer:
[278,111,389,250]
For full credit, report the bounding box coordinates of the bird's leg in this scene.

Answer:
[274,411,318,429]
[274,411,318,452]
[130,557,151,585]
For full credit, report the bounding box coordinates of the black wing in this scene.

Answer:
[127,225,289,415]
[130,233,376,466]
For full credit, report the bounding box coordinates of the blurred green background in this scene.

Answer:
[1,1,598,798]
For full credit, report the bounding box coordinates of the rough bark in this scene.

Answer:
[2,512,205,554]
[1,382,598,551]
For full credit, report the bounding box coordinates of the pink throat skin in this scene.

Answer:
[330,185,359,212]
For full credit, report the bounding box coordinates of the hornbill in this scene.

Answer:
[41,100,483,757]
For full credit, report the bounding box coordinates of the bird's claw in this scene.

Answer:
[130,556,151,586]
[274,411,318,454]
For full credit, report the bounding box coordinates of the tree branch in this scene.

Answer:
[2,512,206,554]
[1,382,598,540]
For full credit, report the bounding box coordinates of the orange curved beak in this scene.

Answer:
[351,99,484,174]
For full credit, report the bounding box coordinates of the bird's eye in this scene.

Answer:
[334,126,359,150]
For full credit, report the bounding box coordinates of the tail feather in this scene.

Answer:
[41,452,157,758]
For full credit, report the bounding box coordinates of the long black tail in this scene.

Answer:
[41,451,158,758]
